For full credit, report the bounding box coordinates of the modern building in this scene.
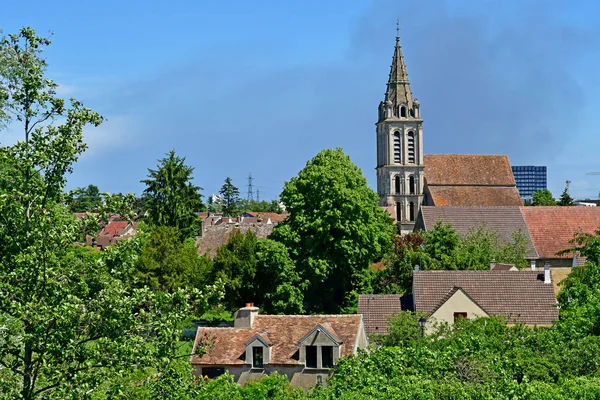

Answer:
[511,165,547,203]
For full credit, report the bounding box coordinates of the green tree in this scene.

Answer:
[271,148,395,313]
[373,311,428,347]
[135,225,214,293]
[141,150,204,238]
[558,180,575,206]
[219,177,240,217]
[532,188,557,206]
[65,184,103,212]
[0,28,219,399]
[211,232,302,313]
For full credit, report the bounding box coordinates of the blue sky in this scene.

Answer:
[2,0,600,200]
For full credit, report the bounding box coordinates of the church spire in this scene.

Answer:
[379,27,418,121]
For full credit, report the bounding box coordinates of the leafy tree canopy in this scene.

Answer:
[65,184,103,212]
[558,180,575,206]
[532,188,557,206]
[271,148,395,313]
[141,150,204,238]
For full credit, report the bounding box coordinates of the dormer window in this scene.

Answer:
[298,324,342,369]
[322,346,334,368]
[252,346,264,368]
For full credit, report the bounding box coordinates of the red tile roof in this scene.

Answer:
[357,294,412,335]
[424,154,516,186]
[426,186,523,207]
[191,314,363,366]
[196,224,275,257]
[418,206,537,258]
[413,270,558,325]
[99,221,131,236]
[521,206,600,259]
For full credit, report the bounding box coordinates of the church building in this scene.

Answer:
[376,33,522,234]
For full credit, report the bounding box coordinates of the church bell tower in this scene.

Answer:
[376,33,424,234]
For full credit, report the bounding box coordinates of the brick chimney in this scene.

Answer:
[544,263,551,284]
[234,303,259,329]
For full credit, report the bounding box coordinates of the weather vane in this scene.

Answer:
[396,19,400,37]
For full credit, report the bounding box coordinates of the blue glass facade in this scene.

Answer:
[511,165,547,202]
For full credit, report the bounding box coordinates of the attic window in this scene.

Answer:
[306,346,317,368]
[453,312,467,323]
[252,346,264,368]
[322,346,334,368]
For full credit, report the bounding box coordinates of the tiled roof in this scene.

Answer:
[258,212,289,224]
[491,263,518,271]
[357,294,412,335]
[413,270,558,325]
[100,221,131,236]
[190,314,362,366]
[419,206,538,258]
[424,154,516,186]
[196,224,276,257]
[426,186,523,207]
[521,206,600,259]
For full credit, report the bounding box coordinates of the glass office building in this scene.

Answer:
[511,165,547,202]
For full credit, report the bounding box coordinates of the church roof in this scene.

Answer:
[426,186,523,207]
[424,154,517,186]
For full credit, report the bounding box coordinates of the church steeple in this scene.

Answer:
[375,30,424,235]
[379,33,420,122]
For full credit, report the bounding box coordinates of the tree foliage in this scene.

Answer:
[65,184,103,212]
[141,150,204,238]
[0,27,220,399]
[211,232,302,314]
[532,188,557,206]
[558,181,575,206]
[219,177,240,217]
[271,148,395,313]
[134,225,213,293]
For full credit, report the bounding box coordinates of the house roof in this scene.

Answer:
[413,270,558,325]
[423,154,517,186]
[196,224,275,258]
[520,206,600,259]
[190,314,363,366]
[357,294,412,335]
[426,186,523,207]
[491,263,518,271]
[258,212,289,224]
[418,206,538,258]
[99,221,132,236]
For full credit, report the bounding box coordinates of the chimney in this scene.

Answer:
[234,303,259,329]
[490,259,497,270]
[414,265,420,272]
[544,263,551,284]
[530,260,536,271]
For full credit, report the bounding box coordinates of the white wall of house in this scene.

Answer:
[426,290,488,335]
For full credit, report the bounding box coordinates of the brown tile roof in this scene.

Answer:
[520,206,600,259]
[100,220,131,236]
[357,294,412,335]
[426,186,523,207]
[190,314,363,366]
[424,154,516,186]
[413,270,558,325]
[258,212,289,224]
[196,224,276,257]
[491,263,518,271]
[419,206,538,258]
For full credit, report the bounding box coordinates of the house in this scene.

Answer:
[422,155,523,208]
[357,294,412,337]
[85,220,137,249]
[521,206,600,268]
[415,206,539,264]
[190,304,368,389]
[412,269,559,334]
[195,224,275,257]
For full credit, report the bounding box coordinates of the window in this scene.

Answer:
[453,312,467,323]
[395,176,401,194]
[203,367,225,379]
[393,131,401,163]
[322,346,334,368]
[409,202,415,221]
[400,106,407,117]
[396,202,402,222]
[252,346,264,368]
[409,175,415,195]
[306,346,317,368]
[407,131,415,163]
